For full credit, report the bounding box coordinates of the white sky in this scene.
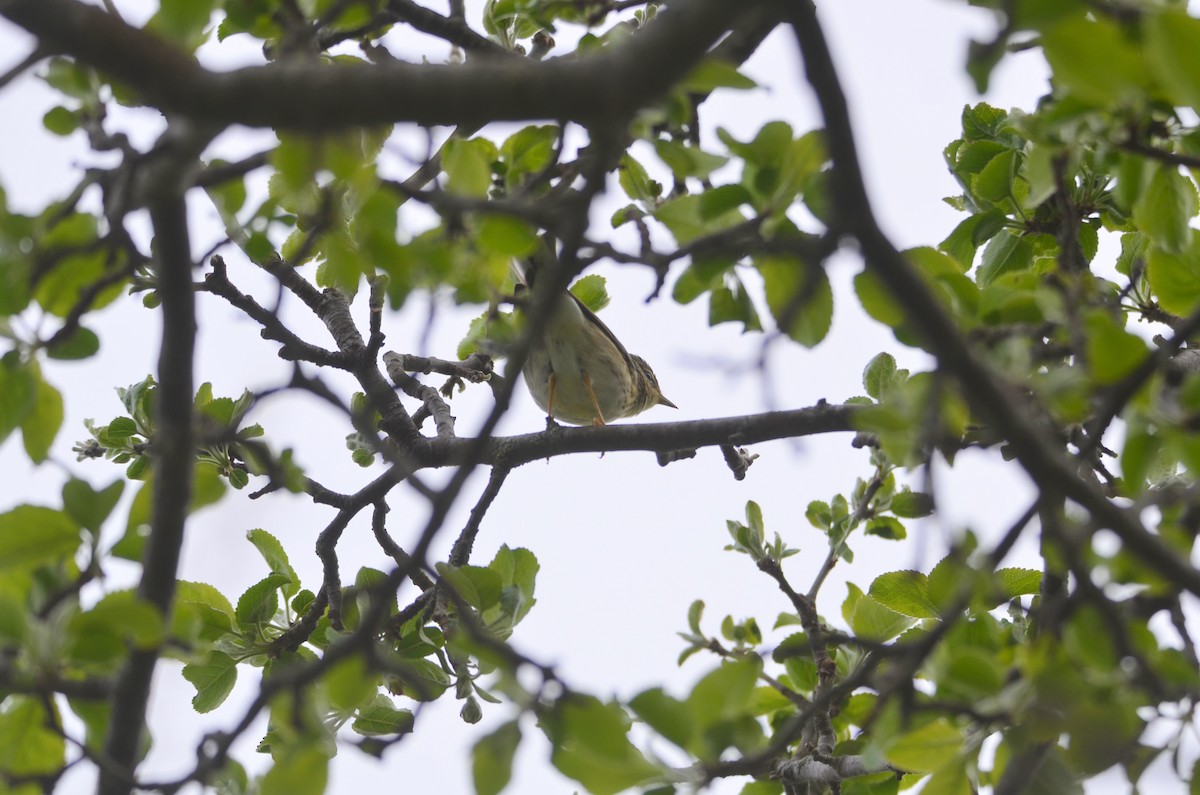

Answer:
[0,1,1180,793]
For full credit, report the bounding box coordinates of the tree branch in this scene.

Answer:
[98,133,199,795]
[0,0,750,129]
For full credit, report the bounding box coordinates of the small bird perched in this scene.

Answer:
[514,249,676,426]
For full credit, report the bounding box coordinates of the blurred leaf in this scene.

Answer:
[1040,14,1150,106]
[629,688,693,751]
[20,371,62,463]
[42,106,78,136]
[757,256,832,347]
[545,695,659,795]
[1084,311,1147,384]
[1144,10,1200,110]
[260,742,328,795]
[443,138,495,197]
[0,505,80,572]
[681,59,757,92]
[62,478,123,533]
[0,356,36,447]
[473,720,521,795]
[654,140,728,180]
[1133,165,1197,255]
[618,153,662,204]
[477,215,540,258]
[886,719,963,772]
[1148,239,1200,316]
[66,590,164,666]
[46,325,100,359]
[0,698,66,781]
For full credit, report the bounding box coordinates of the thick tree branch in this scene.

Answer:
[427,402,857,468]
[0,0,750,130]
[98,135,199,795]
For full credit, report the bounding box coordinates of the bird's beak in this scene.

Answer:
[658,395,678,409]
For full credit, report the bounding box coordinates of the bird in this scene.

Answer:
[513,250,676,426]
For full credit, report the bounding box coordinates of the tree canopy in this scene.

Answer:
[1,0,1199,793]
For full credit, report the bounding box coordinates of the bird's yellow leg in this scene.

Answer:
[547,372,558,421]
[582,372,606,426]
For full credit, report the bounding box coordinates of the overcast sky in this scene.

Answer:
[2,2,1171,793]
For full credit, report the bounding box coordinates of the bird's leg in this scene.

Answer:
[582,371,606,426]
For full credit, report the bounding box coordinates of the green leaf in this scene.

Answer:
[182,651,238,712]
[868,571,937,619]
[443,138,495,197]
[325,656,377,714]
[150,0,217,45]
[235,573,292,632]
[0,698,66,780]
[1144,10,1200,110]
[918,756,971,795]
[501,125,558,185]
[0,505,80,572]
[672,256,732,304]
[1040,14,1150,106]
[61,480,123,535]
[699,184,754,220]
[34,214,124,317]
[386,658,451,702]
[629,688,694,751]
[939,210,1006,269]
[0,357,36,447]
[1133,165,1197,255]
[686,657,761,730]
[246,528,299,599]
[617,154,661,204]
[854,269,906,328]
[681,59,757,92]
[654,140,728,180]
[42,57,94,99]
[473,720,521,795]
[66,589,163,667]
[972,149,1019,204]
[569,274,610,313]
[437,563,503,611]
[655,193,745,245]
[352,695,415,736]
[994,568,1042,599]
[1084,311,1148,384]
[757,256,833,347]
[708,275,762,332]
[477,215,540,258]
[173,580,236,642]
[886,719,963,772]
[1148,238,1200,316]
[865,516,906,540]
[863,353,898,400]
[21,372,63,463]
[845,583,915,641]
[545,696,659,795]
[260,742,329,795]
[890,490,934,519]
[46,325,100,359]
[977,231,1033,288]
[42,106,78,136]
